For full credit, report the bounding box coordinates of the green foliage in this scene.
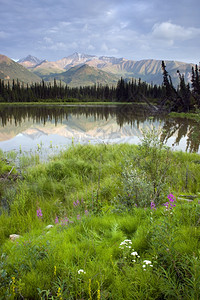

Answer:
[114,127,174,210]
[1,139,200,298]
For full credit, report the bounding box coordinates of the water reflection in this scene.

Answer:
[161,117,200,153]
[0,104,199,153]
[0,104,153,127]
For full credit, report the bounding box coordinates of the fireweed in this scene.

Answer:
[36,208,43,219]
[164,194,176,210]
[151,201,156,210]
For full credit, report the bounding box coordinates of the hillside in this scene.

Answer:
[0,54,41,84]
[18,52,195,86]
[17,55,44,68]
[42,64,119,87]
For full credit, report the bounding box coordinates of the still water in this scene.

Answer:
[0,104,200,155]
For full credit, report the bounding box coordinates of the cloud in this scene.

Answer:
[88,44,95,51]
[0,31,8,38]
[0,0,200,63]
[152,22,200,42]
[43,37,53,44]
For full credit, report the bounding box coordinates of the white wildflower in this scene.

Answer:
[120,241,126,245]
[119,239,132,249]
[124,239,132,243]
[131,251,138,256]
[78,269,86,274]
[143,260,152,265]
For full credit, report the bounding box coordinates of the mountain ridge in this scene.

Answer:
[0,54,41,83]
[42,64,119,87]
[18,53,195,85]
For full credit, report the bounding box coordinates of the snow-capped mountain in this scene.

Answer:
[18,52,195,85]
[18,55,44,68]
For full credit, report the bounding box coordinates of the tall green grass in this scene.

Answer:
[0,136,200,299]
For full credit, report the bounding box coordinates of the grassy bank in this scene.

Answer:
[0,101,133,106]
[1,133,200,299]
[169,111,200,121]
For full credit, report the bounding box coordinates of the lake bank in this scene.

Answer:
[0,140,200,298]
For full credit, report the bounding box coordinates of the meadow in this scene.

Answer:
[0,129,200,299]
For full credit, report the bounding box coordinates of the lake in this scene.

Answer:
[0,104,200,156]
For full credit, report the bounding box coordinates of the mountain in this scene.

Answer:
[18,55,44,68]
[29,52,99,76]
[18,52,195,86]
[43,64,119,87]
[0,54,41,84]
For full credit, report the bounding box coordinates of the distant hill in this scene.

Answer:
[42,64,120,87]
[18,52,195,86]
[18,55,44,68]
[0,54,41,84]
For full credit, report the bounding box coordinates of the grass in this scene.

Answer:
[0,101,142,106]
[1,134,200,299]
[169,111,200,122]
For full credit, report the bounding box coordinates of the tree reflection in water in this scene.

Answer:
[161,117,200,152]
[0,104,199,153]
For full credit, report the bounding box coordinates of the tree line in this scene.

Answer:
[0,61,199,112]
[161,61,200,112]
[0,77,164,103]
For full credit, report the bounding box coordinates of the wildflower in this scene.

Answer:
[64,217,69,223]
[167,194,176,202]
[55,216,59,224]
[61,218,68,226]
[57,287,63,299]
[131,251,139,257]
[143,260,153,265]
[89,279,92,300]
[142,265,147,271]
[77,214,81,220]
[150,201,156,210]
[142,259,153,270]
[164,194,176,210]
[85,210,89,216]
[119,239,132,249]
[78,269,86,274]
[73,200,80,206]
[97,281,101,300]
[37,208,43,219]
[11,276,16,296]
[131,250,140,262]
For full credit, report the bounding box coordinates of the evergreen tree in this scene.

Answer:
[191,64,200,107]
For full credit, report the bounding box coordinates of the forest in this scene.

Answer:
[0,61,200,112]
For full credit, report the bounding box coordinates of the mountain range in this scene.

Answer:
[0,54,41,84]
[0,52,195,87]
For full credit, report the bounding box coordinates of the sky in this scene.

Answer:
[0,0,200,63]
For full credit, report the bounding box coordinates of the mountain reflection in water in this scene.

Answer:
[0,104,199,153]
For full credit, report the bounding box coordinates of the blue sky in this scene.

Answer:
[0,0,200,63]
